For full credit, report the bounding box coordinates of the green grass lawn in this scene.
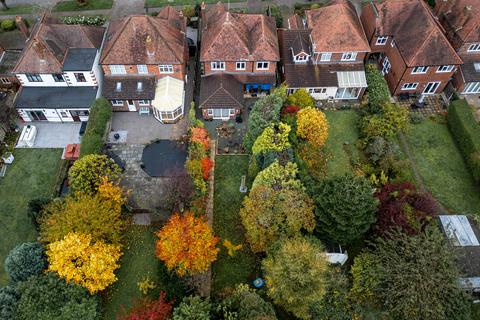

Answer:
[0,148,63,285]
[323,110,362,177]
[146,0,244,7]
[212,155,258,295]
[0,5,35,15]
[405,117,480,215]
[103,225,184,319]
[53,0,113,12]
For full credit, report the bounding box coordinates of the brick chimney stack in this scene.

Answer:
[455,5,472,31]
[15,16,29,38]
[146,34,155,58]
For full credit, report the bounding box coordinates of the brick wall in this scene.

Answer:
[202,61,277,76]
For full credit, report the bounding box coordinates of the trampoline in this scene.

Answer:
[141,140,187,177]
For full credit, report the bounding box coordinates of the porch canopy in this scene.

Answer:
[336,71,367,88]
[151,76,184,122]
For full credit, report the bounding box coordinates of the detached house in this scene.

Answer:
[279,0,370,101]
[13,15,105,122]
[100,6,188,123]
[199,3,279,120]
[361,0,462,96]
[435,0,480,95]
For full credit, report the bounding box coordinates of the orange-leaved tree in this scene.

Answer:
[155,212,219,276]
[190,127,211,151]
[296,107,329,148]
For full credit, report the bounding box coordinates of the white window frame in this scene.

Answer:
[158,64,173,74]
[137,82,143,91]
[1,77,11,84]
[401,82,418,90]
[26,73,42,82]
[211,61,225,71]
[382,57,391,75]
[137,64,148,74]
[236,61,246,70]
[115,82,122,92]
[436,65,454,73]
[294,54,308,62]
[111,100,124,106]
[376,36,388,45]
[256,61,269,70]
[138,100,150,106]
[463,82,480,94]
[468,43,480,52]
[109,65,126,75]
[320,52,332,61]
[207,109,213,116]
[341,52,357,61]
[411,66,429,74]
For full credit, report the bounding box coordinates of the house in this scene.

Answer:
[278,0,370,101]
[99,7,188,123]
[0,47,21,92]
[360,0,462,96]
[12,15,105,122]
[199,74,244,120]
[199,2,279,119]
[435,0,480,95]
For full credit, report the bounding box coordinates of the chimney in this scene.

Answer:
[146,35,155,57]
[201,1,206,12]
[15,16,29,38]
[455,5,472,31]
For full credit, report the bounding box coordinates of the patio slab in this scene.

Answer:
[16,122,81,148]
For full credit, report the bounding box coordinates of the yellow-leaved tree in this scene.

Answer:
[47,232,122,293]
[155,212,219,276]
[296,107,329,148]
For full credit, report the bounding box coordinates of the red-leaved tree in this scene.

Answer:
[375,182,438,237]
[201,157,213,180]
[119,292,173,320]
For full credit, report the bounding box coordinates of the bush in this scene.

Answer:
[0,286,19,320]
[1,20,15,31]
[173,296,211,320]
[80,97,112,157]
[60,15,105,26]
[286,89,315,108]
[296,107,329,147]
[447,99,480,183]
[365,64,391,112]
[120,292,174,320]
[5,242,47,283]
[360,102,410,141]
[27,197,51,231]
[69,154,121,194]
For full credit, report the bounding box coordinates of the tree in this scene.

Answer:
[0,286,18,320]
[68,154,121,194]
[352,228,471,320]
[40,191,125,245]
[46,232,122,294]
[296,107,329,147]
[375,182,437,236]
[252,160,303,191]
[5,242,47,283]
[120,292,174,320]
[360,102,409,141]
[173,296,211,320]
[350,252,381,307]
[190,127,211,151]
[252,122,291,155]
[27,197,51,231]
[156,212,219,277]
[240,185,315,252]
[262,236,329,320]
[286,89,315,109]
[162,169,194,212]
[365,63,391,112]
[313,174,377,245]
[15,273,100,320]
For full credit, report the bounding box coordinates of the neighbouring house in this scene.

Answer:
[361,0,462,96]
[0,46,21,92]
[199,2,279,119]
[279,0,370,101]
[199,74,244,119]
[435,0,480,95]
[100,6,188,123]
[12,14,105,122]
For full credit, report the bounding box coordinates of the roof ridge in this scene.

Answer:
[202,78,226,106]
[149,16,183,63]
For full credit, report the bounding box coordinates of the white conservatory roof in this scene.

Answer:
[152,76,184,112]
[439,215,479,247]
[336,71,367,88]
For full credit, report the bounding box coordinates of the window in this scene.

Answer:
[109,65,126,75]
[287,88,295,94]
[468,43,480,52]
[464,82,480,93]
[390,40,396,48]
[53,74,64,82]
[411,66,429,74]
[138,100,150,106]
[436,65,454,73]
[111,100,124,106]
[401,82,418,90]
[0,78,10,84]
[236,61,246,70]
[376,36,388,45]
[207,109,213,116]
[159,64,173,73]
[211,61,225,70]
[26,73,42,82]
[60,111,68,117]
[137,65,148,74]
[74,73,86,82]
[294,54,308,62]
[382,57,391,75]
[116,82,122,92]
[341,52,357,61]
[308,88,327,94]
[256,61,269,70]
[475,63,480,72]
[320,52,332,61]
[137,82,143,92]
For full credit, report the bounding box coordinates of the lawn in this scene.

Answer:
[405,117,480,215]
[212,155,258,295]
[0,5,35,15]
[53,0,113,12]
[0,148,63,285]
[103,225,184,320]
[146,0,244,7]
[323,110,362,177]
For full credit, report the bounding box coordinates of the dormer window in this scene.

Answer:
[436,65,454,73]
[116,82,122,92]
[411,66,429,74]
[137,82,143,91]
[376,36,388,45]
[110,65,126,75]
[341,52,357,61]
[294,54,308,63]
[468,43,480,52]
[53,73,64,82]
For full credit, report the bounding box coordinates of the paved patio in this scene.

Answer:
[397,95,446,117]
[16,122,81,148]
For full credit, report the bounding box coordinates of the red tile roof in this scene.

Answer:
[305,0,370,53]
[200,3,279,62]
[436,0,480,44]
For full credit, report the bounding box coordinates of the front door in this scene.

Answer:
[423,81,440,94]
[69,110,81,122]
[127,100,136,112]
[28,110,47,121]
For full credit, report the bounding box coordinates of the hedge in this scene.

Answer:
[79,97,112,158]
[447,99,480,183]
[60,15,105,26]
[365,64,391,111]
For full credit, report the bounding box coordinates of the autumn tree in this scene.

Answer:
[47,232,122,294]
[5,242,47,282]
[263,236,329,320]
[240,185,315,252]
[120,292,174,320]
[162,169,194,212]
[252,160,303,191]
[286,89,315,109]
[296,107,329,148]
[252,122,291,155]
[190,127,211,151]
[156,212,219,276]
[360,102,409,141]
[69,154,121,194]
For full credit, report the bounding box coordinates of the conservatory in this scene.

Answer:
[151,76,185,123]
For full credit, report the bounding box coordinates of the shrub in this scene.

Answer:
[5,242,47,283]
[282,105,300,115]
[252,122,291,155]
[173,296,211,320]
[27,197,51,231]
[296,107,329,147]
[360,102,410,140]
[286,89,315,108]
[296,142,328,181]
[1,20,15,31]
[120,292,174,320]
[447,99,480,183]
[80,97,112,157]
[69,154,121,194]
[200,157,213,180]
[60,15,106,26]
[252,160,303,191]
[0,286,18,320]
[350,252,381,307]
[365,64,391,112]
